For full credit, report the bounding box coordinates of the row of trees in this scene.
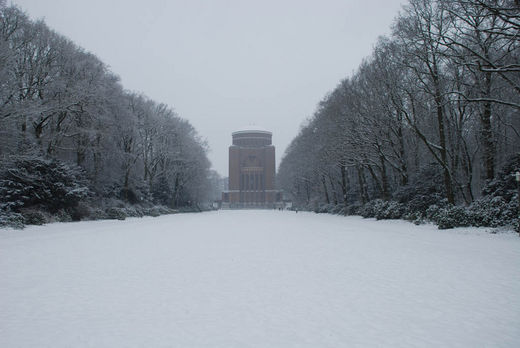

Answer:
[279,0,519,220]
[0,5,213,214]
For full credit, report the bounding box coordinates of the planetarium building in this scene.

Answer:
[222,127,282,208]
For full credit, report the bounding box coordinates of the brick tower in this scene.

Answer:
[222,128,281,208]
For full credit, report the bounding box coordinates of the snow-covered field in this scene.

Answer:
[1,210,519,347]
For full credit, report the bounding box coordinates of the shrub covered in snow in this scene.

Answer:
[393,164,446,214]
[423,195,518,230]
[448,155,520,230]
[376,201,406,220]
[0,211,25,229]
[0,156,91,214]
[482,154,520,201]
[89,208,108,221]
[425,204,442,222]
[358,200,377,218]
[468,196,517,228]
[305,157,520,231]
[345,203,362,216]
[123,206,145,218]
[55,209,73,223]
[434,205,472,230]
[145,206,175,217]
[20,210,48,225]
[358,200,406,220]
[0,154,202,228]
[105,207,127,220]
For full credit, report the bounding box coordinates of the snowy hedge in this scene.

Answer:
[0,156,91,213]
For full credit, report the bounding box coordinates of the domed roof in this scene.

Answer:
[232,125,272,136]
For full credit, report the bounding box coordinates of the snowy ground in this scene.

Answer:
[1,210,519,347]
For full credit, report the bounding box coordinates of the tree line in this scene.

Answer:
[278,0,520,228]
[0,5,214,226]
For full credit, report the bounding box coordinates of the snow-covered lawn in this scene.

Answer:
[1,210,519,347]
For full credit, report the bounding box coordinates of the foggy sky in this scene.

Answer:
[12,0,404,176]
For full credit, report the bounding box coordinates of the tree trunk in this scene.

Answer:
[321,175,330,204]
[380,153,390,201]
[328,174,339,205]
[481,70,495,181]
[357,166,369,204]
[433,69,455,204]
[340,164,348,206]
[173,173,180,207]
[396,116,408,185]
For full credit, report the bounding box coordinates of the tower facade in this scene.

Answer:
[222,128,281,208]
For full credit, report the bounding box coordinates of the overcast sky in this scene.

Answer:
[13,0,404,176]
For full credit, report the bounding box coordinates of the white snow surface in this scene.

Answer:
[1,210,519,347]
